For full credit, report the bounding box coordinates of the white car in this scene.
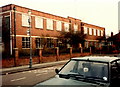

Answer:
[35,56,120,87]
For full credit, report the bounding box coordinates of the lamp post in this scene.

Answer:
[13,6,17,66]
[28,10,32,68]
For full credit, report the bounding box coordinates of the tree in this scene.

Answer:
[59,30,86,48]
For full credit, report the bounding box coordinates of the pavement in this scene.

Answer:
[1,54,119,75]
[0,60,68,75]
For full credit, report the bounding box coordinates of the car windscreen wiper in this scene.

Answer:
[83,76,105,83]
[58,73,84,79]
[58,74,102,85]
[85,76,103,80]
[80,76,104,85]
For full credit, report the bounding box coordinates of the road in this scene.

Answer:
[2,64,63,87]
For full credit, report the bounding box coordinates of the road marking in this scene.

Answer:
[22,72,26,73]
[11,77,26,82]
[6,73,8,75]
[36,72,48,77]
[28,71,32,73]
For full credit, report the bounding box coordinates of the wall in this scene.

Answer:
[1,53,91,68]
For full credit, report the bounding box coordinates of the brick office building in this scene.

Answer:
[1,4,105,58]
[82,22,105,48]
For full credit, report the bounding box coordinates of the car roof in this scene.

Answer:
[71,56,120,63]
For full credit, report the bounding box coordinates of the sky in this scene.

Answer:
[0,0,120,36]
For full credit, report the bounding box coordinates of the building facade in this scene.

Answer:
[1,4,105,58]
[82,22,105,48]
[107,32,120,52]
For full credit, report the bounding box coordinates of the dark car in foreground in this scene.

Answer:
[34,56,120,87]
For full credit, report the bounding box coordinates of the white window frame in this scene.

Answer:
[89,28,92,35]
[84,26,87,34]
[101,30,104,36]
[74,24,78,32]
[22,37,30,48]
[22,14,29,27]
[56,21,62,31]
[64,23,69,32]
[98,30,100,36]
[93,29,96,36]
[0,16,2,27]
[35,16,43,29]
[47,19,53,30]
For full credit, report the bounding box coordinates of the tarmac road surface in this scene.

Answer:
[2,65,63,87]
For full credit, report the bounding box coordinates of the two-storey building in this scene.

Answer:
[1,4,105,58]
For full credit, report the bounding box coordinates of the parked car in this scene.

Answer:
[34,56,120,87]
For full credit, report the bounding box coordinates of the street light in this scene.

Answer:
[28,10,32,68]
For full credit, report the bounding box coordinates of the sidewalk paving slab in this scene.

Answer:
[0,60,68,75]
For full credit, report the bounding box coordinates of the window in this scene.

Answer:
[47,19,53,30]
[89,28,92,35]
[98,30,100,36]
[74,24,78,32]
[22,37,30,48]
[22,14,29,27]
[93,29,96,36]
[89,42,93,46]
[85,41,89,48]
[94,42,97,47]
[56,21,62,31]
[57,39,64,47]
[0,16,2,27]
[47,38,54,48]
[36,38,44,48]
[111,60,120,83]
[101,30,104,36]
[64,23,69,32]
[35,16,43,29]
[84,27,88,34]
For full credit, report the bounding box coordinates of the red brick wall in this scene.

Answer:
[1,53,91,68]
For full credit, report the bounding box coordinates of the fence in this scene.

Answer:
[1,47,91,68]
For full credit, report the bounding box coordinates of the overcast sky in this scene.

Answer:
[0,0,120,36]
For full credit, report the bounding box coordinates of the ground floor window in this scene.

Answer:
[22,37,30,48]
[94,42,97,47]
[36,38,44,48]
[47,38,54,48]
[84,41,89,48]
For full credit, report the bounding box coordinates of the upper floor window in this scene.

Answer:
[89,28,92,35]
[84,26,88,34]
[64,23,69,32]
[22,14,29,27]
[98,30,100,36]
[101,30,104,36]
[56,21,62,31]
[93,29,96,36]
[74,24,78,32]
[35,16,43,29]
[47,19,53,30]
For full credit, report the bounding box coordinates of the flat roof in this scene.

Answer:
[71,56,119,63]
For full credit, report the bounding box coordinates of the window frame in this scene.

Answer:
[35,16,43,29]
[74,24,78,32]
[47,19,53,30]
[64,23,69,32]
[22,37,30,48]
[89,28,92,35]
[22,14,30,27]
[56,21,62,31]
